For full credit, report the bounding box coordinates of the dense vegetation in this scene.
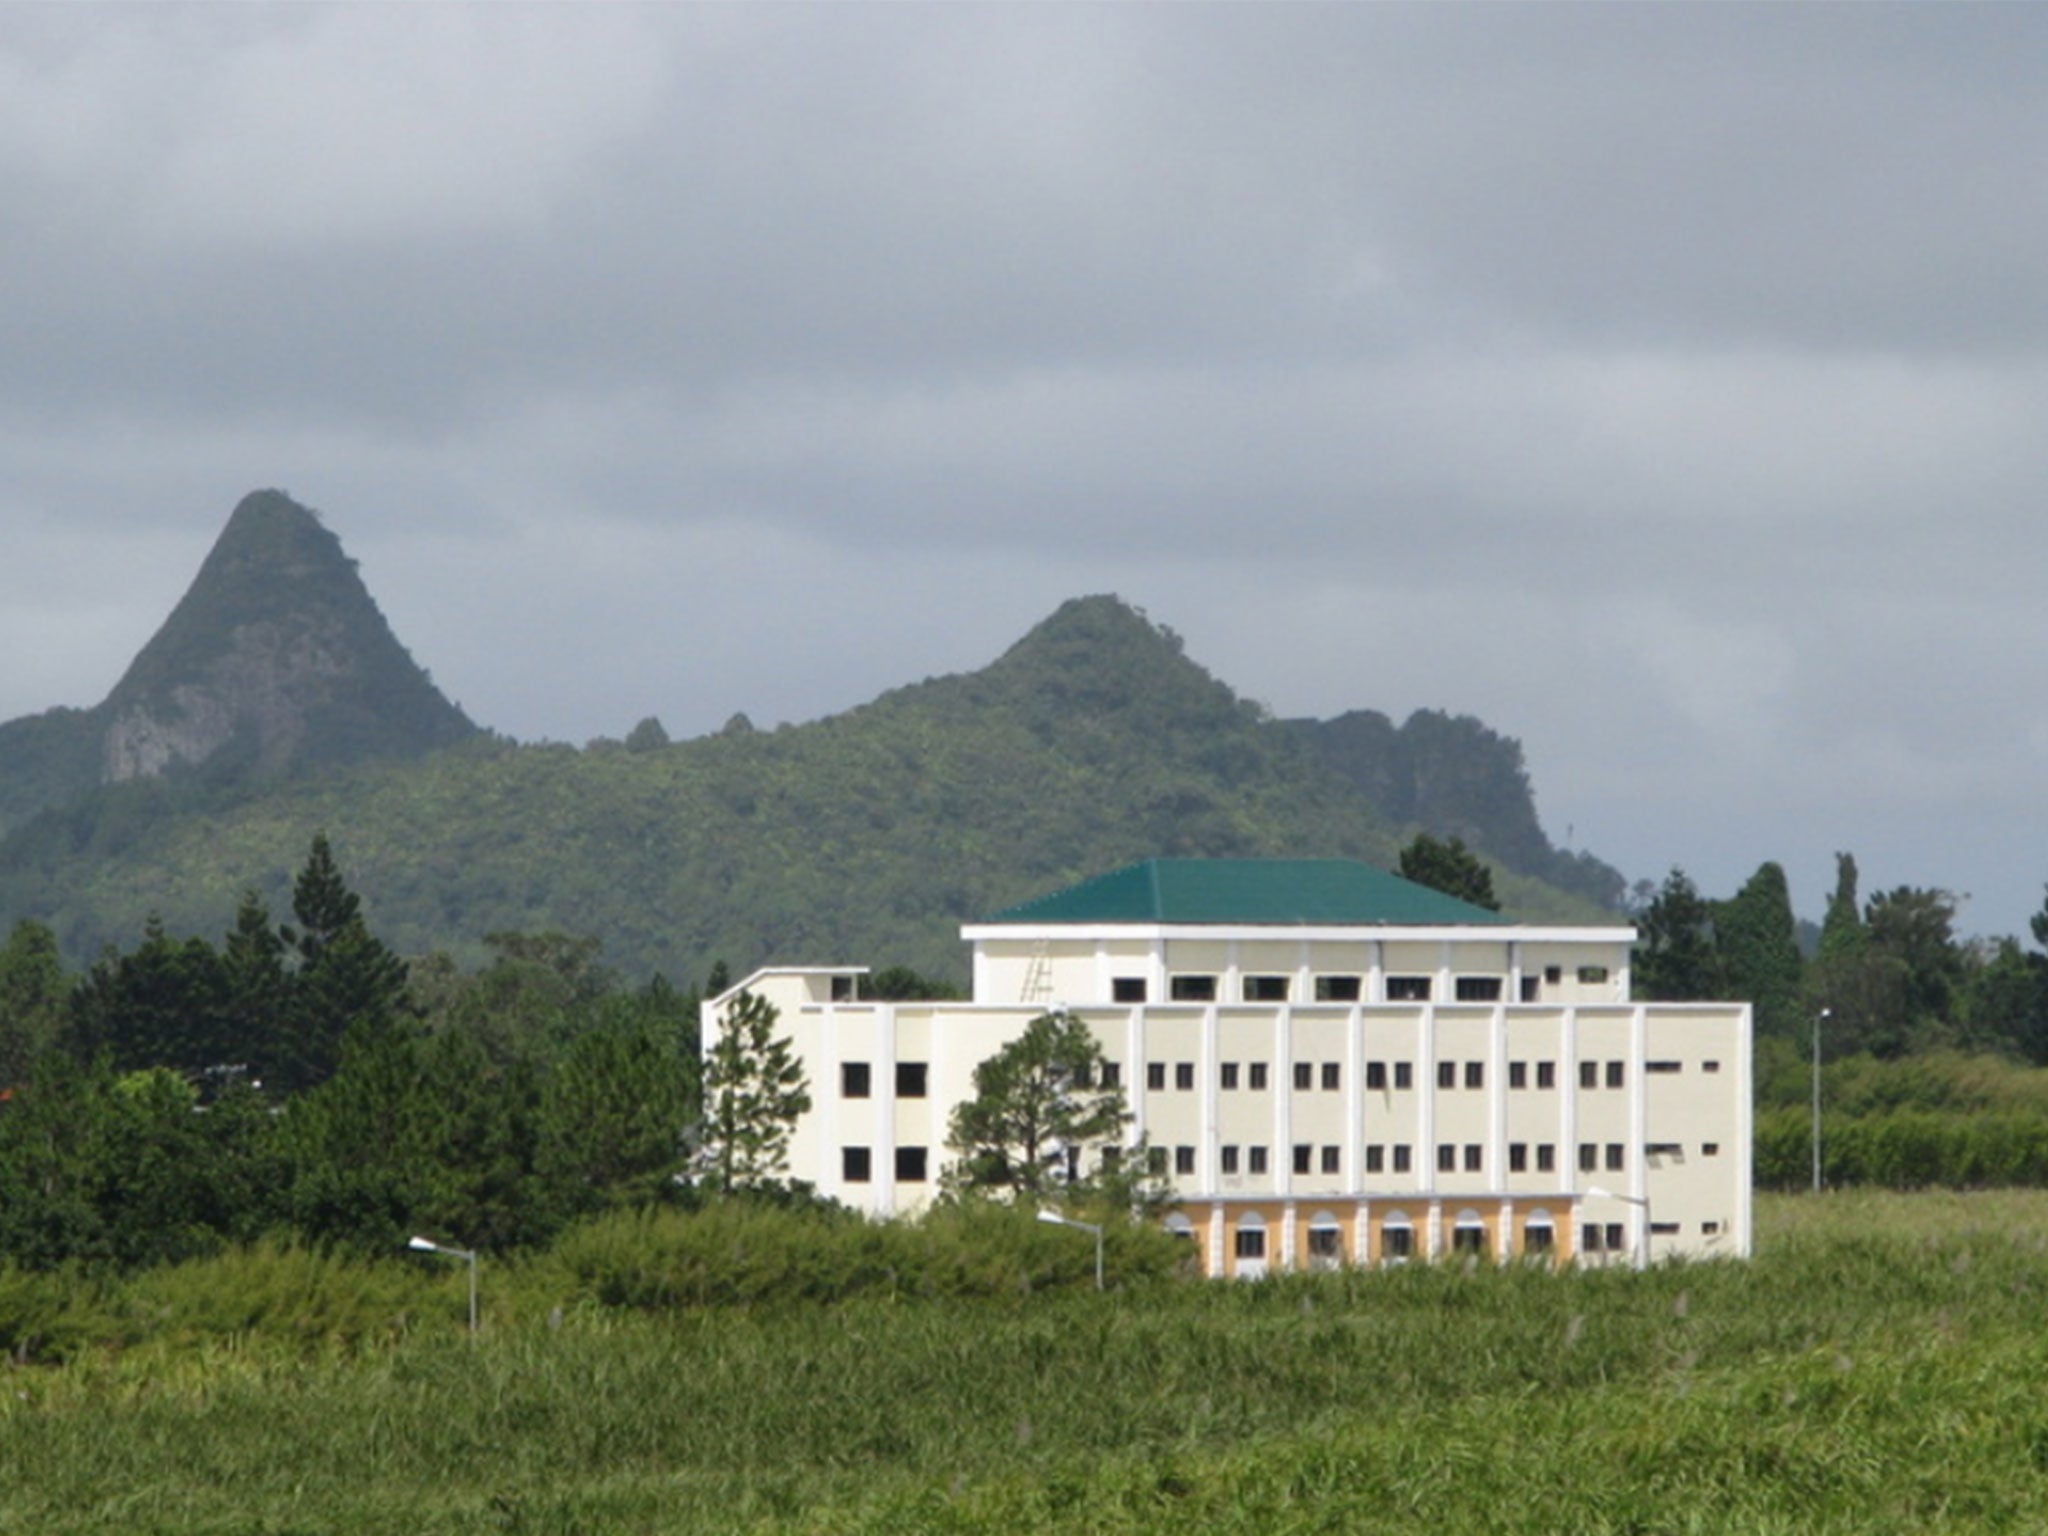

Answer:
[2,1193,2047,1532]
[0,596,1609,986]
[1634,852,2048,1190]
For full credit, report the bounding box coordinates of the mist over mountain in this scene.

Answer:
[0,491,474,837]
[0,498,1617,981]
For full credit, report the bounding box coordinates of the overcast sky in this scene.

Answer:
[3,4,2045,937]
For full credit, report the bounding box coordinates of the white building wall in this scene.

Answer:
[708,923,1747,1270]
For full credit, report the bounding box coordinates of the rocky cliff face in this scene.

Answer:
[0,490,477,833]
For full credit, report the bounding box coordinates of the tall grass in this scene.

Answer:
[5,1193,2048,1531]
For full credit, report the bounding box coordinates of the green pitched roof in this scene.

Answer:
[987,859,1511,927]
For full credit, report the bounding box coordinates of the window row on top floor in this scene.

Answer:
[839,1056,1720,1104]
[838,1138,1722,1188]
[1111,966,1619,1006]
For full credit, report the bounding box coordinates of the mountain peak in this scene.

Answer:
[94,490,475,784]
[982,594,1249,726]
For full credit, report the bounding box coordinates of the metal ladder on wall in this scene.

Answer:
[1020,939,1054,1005]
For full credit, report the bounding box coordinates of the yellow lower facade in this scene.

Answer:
[1169,1195,1602,1277]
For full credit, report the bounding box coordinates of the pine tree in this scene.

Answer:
[945,1011,1135,1203]
[695,991,809,1194]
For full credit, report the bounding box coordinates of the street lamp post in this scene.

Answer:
[1812,1007,1831,1194]
[1585,1185,1652,1271]
[408,1235,479,1337]
[1036,1209,1105,1291]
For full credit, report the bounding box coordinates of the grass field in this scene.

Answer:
[9,1191,2048,1533]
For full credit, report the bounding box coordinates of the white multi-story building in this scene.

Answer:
[707,858,1751,1275]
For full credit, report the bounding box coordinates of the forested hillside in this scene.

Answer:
[0,596,1609,984]
[0,493,1615,984]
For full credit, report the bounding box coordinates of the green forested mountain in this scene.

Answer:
[0,490,474,836]
[0,497,1614,985]
[1283,709,1626,908]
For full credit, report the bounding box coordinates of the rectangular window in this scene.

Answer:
[1525,1223,1555,1253]
[1307,1226,1341,1258]
[1175,1061,1195,1091]
[1293,1144,1312,1175]
[1578,1142,1597,1173]
[1537,1061,1556,1090]
[1394,1062,1414,1090]
[895,1062,928,1098]
[1437,1143,1456,1173]
[1702,1221,1721,1236]
[1221,1145,1240,1174]
[1520,975,1541,1002]
[1578,966,1611,984]
[1606,1223,1626,1252]
[1234,1228,1266,1260]
[1249,1062,1270,1091]
[1437,1061,1457,1090]
[895,1147,928,1183]
[1315,975,1363,1002]
[1387,976,1433,1001]
[830,974,857,1002]
[842,1146,871,1183]
[1703,1059,1722,1073]
[1384,1225,1415,1259]
[1146,1062,1166,1091]
[1536,1143,1556,1173]
[1650,1222,1680,1236]
[1169,975,1217,1002]
[1509,1142,1528,1173]
[1392,1144,1412,1173]
[1220,1061,1239,1090]
[1580,1222,1604,1254]
[1147,1147,1168,1175]
[1579,1061,1598,1090]
[1452,1225,1488,1256]
[1464,1060,1485,1090]
[1321,1062,1341,1091]
[1071,1060,1093,1090]
[1112,977,1148,1003]
[1702,1142,1721,1157]
[1321,1145,1340,1174]
[1646,1060,1683,1074]
[1605,1143,1625,1171]
[841,1062,871,1098]
[1248,1146,1269,1175]
[1174,1145,1196,1176]
[1366,1060,1388,1091]
[1463,1143,1482,1172]
[1606,1061,1626,1090]
[1244,975,1290,1002]
[1509,1060,1527,1090]
[1101,1061,1121,1089]
[1645,1142,1683,1158]
[1456,976,1503,1002]
[1544,966,1563,985]
[1294,1062,1313,1091]
[1365,1145,1385,1174]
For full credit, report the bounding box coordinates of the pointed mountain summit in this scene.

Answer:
[0,491,475,833]
[98,490,475,783]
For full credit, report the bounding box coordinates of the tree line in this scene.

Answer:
[0,836,704,1269]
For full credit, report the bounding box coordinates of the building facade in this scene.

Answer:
[706,859,1752,1275]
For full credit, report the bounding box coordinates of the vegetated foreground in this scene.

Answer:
[9,1192,2048,1534]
